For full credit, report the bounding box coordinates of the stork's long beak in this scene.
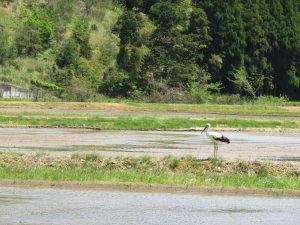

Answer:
[201,126,207,134]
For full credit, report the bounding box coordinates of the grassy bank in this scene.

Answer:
[0,153,299,190]
[0,113,299,129]
[0,100,299,130]
[0,101,300,116]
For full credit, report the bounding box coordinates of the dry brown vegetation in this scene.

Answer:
[283,106,300,113]
[0,101,138,111]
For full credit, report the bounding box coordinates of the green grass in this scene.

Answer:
[138,103,270,114]
[133,102,300,115]
[0,153,299,190]
[0,113,298,129]
[0,167,299,190]
[1,100,299,115]
[0,100,298,129]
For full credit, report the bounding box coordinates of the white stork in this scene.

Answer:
[201,123,230,158]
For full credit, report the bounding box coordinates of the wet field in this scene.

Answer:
[0,105,299,224]
[0,128,299,162]
[0,186,300,225]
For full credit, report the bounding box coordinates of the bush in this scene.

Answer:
[145,88,193,103]
[62,77,97,101]
[256,165,269,177]
[211,94,243,105]
[236,160,250,173]
[163,155,179,170]
[254,95,289,106]
[84,153,100,161]
[100,70,133,97]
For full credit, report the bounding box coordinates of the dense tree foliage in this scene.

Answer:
[0,0,299,101]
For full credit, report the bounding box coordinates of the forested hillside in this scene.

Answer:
[0,0,299,102]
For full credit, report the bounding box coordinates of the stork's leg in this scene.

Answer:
[213,143,216,158]
[215,143,218,158]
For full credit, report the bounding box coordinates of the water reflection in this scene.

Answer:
[0,187,299,225]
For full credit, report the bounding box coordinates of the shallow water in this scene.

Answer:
[0,187,299,225]
[0,128,299,161]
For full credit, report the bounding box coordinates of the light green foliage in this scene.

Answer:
[31,77,63,91]
[16,5,54,56]
[228,66,255,97]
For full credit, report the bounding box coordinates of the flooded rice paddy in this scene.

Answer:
[0,186,300,225]
[0,128,299,162]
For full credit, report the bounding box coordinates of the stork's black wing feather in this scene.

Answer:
[213,135,230,144]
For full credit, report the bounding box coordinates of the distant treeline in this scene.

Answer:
[0,0,299,102]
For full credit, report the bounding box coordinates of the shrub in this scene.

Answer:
[163,155,179,170]
[256,165,269,177]
[100,70,133,97]
[211,94,243,105]
[254,95,289,106]
[62,77,97,101]
[146,88,193,103]
[236,160,250,173]
[84,153,100,161]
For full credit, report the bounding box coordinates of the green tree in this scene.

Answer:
[56,40,79,69]
[149,1,187,30]
[54,40,79,87]
[267,0,300,98]
[241,0,271,97]
[188,7,212,65]
[72,16,91,58]
[16,6,54,56]
[113,10,148,96]
[195,1,246,87]
[44,0,76,39]
[0,27,11,64]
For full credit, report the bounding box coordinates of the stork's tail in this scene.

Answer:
[224,136,230,144]
[221,135,230,144]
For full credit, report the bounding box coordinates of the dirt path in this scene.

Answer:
[283,106,300,113]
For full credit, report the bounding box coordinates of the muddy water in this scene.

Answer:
[0,128,300,161]
[0,187,299,225]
